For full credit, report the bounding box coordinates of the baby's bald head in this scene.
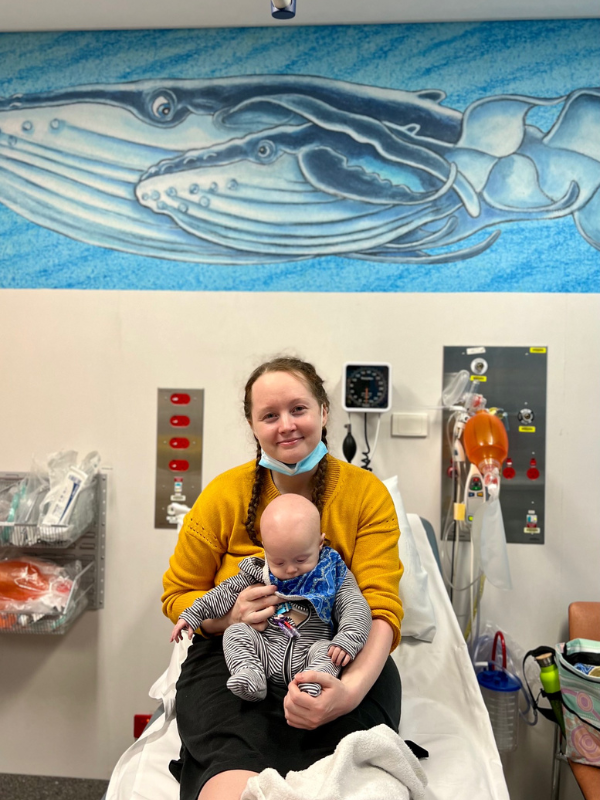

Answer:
[261,494,324,580]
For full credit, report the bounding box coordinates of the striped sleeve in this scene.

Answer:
[330,571,372,660]
[179,571,255,630]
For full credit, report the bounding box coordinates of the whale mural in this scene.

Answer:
[0,75,599,266]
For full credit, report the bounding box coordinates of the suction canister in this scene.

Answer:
[477,631,521,753]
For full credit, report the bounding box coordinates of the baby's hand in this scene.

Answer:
[328,645,352,667]
[170,618,194,643]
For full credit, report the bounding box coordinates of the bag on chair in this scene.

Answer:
[556,638,600,766]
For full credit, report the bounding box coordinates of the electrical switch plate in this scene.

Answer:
[155,388,204,529]
[391,412,428,437]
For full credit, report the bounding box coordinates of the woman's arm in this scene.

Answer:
[349,479,404,651]
[283,619,393,730]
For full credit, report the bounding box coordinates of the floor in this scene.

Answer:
[0,774,109,800]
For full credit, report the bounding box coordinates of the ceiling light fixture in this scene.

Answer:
[271,0,296,19]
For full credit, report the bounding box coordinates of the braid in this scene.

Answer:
[311,427,329,515]
[244,440,265,546]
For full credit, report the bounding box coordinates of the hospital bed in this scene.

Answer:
[104,503,509,800]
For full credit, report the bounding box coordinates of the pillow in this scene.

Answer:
[383,476,437,642]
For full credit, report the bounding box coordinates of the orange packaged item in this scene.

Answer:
[0,557,73,614]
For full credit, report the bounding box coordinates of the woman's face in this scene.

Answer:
[249,371,327,465]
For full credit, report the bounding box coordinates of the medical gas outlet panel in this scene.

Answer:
[442,346,547,545]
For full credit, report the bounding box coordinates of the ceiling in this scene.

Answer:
[0,0,597,33]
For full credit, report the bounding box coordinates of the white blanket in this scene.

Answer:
[240,725,427,800]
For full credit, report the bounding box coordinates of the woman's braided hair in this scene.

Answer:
[243,357,330,546]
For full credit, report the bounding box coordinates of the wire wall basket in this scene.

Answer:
[0,477,97,548]
[0,559,94,635]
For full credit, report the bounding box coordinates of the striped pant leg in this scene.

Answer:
[223,622,270,702]
[297,639,341,697]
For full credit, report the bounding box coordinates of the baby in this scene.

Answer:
[170,493,372,702]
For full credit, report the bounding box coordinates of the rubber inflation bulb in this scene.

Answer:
[343,425,357,463]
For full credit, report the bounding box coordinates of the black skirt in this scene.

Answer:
[170,634,402,800]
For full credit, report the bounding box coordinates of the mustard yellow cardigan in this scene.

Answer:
[162,455,404,649]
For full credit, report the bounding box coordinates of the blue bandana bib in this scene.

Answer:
[264,546,347,624]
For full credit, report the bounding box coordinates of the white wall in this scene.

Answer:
[0,288,597,800]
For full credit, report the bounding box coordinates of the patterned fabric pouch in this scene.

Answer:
[556,638,600,766]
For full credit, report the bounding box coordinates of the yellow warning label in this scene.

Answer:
[454,503,466,521]
[530,347,547,354]
[519,425,536,433]
[470,375,487,382]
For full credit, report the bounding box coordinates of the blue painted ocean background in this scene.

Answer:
[0,20,598,292]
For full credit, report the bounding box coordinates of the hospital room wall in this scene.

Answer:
[0,288,597,800]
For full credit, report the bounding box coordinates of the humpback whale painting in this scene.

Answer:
[1,76,599,266]
[0,22,598,291]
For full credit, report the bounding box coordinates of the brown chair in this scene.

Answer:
[567,602,600,799]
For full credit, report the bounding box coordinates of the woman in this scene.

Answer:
[162,356,404,800]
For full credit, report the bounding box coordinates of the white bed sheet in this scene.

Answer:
[106,514,509,800]
[394,515,508,800]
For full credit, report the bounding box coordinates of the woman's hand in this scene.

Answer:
[228,582,280,630]
[202,583,280,635]
[283,620,395,729]
[283,672,358,730]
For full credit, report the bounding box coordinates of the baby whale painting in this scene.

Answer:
[0,74,598,266]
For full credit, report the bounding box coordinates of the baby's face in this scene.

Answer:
[262,521,324,581]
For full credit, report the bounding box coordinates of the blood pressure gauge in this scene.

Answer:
[342,363,392,412]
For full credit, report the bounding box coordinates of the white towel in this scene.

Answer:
[241,724,427,800]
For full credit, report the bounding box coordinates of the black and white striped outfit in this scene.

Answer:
[180,556,372,702]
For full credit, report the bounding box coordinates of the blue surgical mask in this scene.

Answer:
[260,439,328,476]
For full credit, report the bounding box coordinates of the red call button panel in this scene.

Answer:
[170,415,190,427]
[156,389,204,529]
[169,459,189,472]
[169,437,190,449]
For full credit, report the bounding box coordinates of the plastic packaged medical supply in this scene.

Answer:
[0,480,26,544]
[0,451,100,547]
[12,460,51,544]
[471,493,512,591]
[40,450,100,527]
[15,459,50,524]
[0,556,77,614]
[41,466,88,526]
